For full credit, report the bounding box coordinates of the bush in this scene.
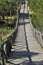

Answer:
[28,0,43,32]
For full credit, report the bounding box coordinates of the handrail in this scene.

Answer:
[29,17,43,48]
[0,17,18,65]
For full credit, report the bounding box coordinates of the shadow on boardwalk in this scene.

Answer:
[8,51,43,65]
[19,13,29,19]
[7,19,43,65]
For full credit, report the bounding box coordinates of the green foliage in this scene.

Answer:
[28,0,43,32]
[0,0,18,43]
[0,27,14,43]
[0,0,17,16]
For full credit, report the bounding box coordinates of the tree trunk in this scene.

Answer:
[2,15,4,20]
[10,10,12,20]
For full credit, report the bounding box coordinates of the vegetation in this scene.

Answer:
[0,0,18,43]
[28,0,43,32]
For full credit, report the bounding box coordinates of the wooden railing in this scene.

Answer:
[0,17,19,65]
[29,17,43,48]
[0,5,20,65]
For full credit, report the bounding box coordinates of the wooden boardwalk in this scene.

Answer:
[7,2,43,65]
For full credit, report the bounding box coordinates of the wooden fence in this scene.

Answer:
[29,17,43,48]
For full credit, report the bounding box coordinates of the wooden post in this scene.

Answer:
[1,45,6,65]
[0,36,6,65]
